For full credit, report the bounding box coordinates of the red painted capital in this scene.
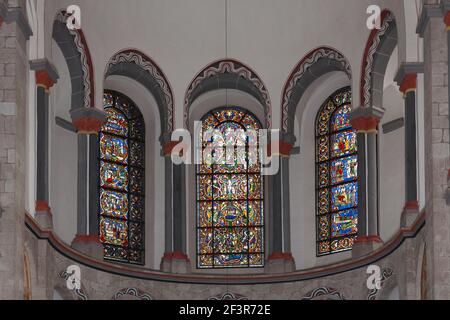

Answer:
[350,116,380,133]
[35,70,56,91]
[163,141,184,157]
[354,235,383,244]
[72,117,105,134]
[444,11,450,29]
[35,200,52,215]
[404,200,419,210]
[163,252,190,261]
[267,140,293,157]
[72,234,101,244]
[267,252,294,261]
[399,74,417,94]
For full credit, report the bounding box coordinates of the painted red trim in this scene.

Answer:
[350,116,380,132]
[267,140,293,157]
[35,70,56,90]
[25,209,425,284]
[35,200,52,215]
[354,235,383,244]
[404,200,419,210]
[268,252,294,261]
[360,9,393,107]
[72,234,101,244]
[399,74,417,94]
[163,252,190,261]
[444,11,450,27]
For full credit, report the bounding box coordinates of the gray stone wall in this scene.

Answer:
[423,14,450,299]
[0,1,27,299]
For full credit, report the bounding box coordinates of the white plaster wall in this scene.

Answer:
[49,43,78,244]
[378,46,405,242]
[104,76,164,270]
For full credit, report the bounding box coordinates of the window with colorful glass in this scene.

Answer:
[316,87,358,256]
[99,91,145,265]
[197,107,264,268]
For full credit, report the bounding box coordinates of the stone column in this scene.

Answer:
[69,107,106,258]
[266,140,295,273]
[443,5,450,205]
[160,140,190,273]
[350,107,384,257]
[416,1,450,299]
[394,63,424,226]
[29,59,58,229]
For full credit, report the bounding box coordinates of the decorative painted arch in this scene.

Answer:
[53,10,95,109]
[111,287,153,300]
[184,59,272,129]
[281,46,352,143]
[104,49,175,138]
[300,287,346,300]
[360,10,397,109]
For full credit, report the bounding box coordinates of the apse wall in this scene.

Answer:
[49,42,78,244]
[44,0,409,130]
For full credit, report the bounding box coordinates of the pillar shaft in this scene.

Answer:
[356,133,367,236]
[366,132,379,236]
[35,87,49,203]
[404,90,418,203]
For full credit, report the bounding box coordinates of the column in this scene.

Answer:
[30,59,59,229]
[394,63,424,226]
[160,140,190,273]
[350,107,384,257]
[69,105,107,258]
[444,7,450,205]
[266,140,295,273]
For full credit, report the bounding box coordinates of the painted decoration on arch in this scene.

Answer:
[315,88,358,256]
[99,91,145,265]
[196,107,264,268]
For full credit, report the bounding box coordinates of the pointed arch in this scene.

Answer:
[281,46,352,143]
[184,59,272,129]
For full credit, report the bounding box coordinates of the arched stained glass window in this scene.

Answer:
[197,107,264,269]
[99,91,145,265]
[316,88,358,256]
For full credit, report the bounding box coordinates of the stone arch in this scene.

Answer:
[280,46,352,144]
[184,59,272,129]
[360,9,398,110]
[104,49,174,142]
[52,9,95,109]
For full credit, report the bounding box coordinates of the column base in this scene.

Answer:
[265,252,296,274]
[71,235,104,259]
[351,236,383,258]
[401,201,420,228]
[35,200,53,229]
[160,252,191,274]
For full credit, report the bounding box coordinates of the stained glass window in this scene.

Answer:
[316,88,358,256]
[197,107,264,268]
[99,91,145,265]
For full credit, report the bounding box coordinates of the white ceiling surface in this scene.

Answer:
[44,0,415,129]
